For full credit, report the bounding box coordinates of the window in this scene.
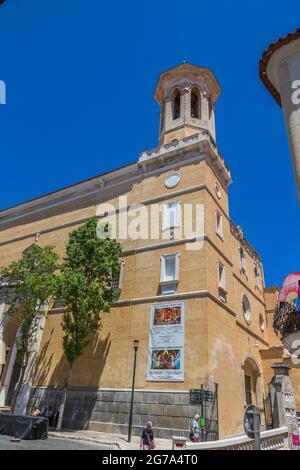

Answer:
[215,181,221,199]
[172,89,181,120]
[160,254,179,295]
[218,263,226,290]
[218,262,227,303]
[160,102,165,134]
[109,263,124,302]
[259,313,265,332]
[254,265,261,290]
[240,247,246,273]
[244,374,252,405]
[191,88,200,119]
[163,201,181,230]
[208,95,214,118]
[111,261,125,291]
[216,210,223,239]
[242,295,251,324]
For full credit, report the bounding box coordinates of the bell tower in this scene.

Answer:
[154,63,221,146]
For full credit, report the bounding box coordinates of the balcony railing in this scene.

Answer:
[182,426,289,450]
[273,301,300,337]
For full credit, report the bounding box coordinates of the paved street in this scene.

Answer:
[0,435,116,450]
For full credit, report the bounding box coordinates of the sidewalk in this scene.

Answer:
[48,430,173,450]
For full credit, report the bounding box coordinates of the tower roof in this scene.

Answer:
[154,62,221,105]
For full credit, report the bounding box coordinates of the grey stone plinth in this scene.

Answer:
[28,387,218,439]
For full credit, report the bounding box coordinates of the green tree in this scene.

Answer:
[1,244,59,413]
[56,217,122,430]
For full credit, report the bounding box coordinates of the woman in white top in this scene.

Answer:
[191,414,201,442]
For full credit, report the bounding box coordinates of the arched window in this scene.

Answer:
[191,88,200,118]
[244,359,256,405]
[172,89,181,120]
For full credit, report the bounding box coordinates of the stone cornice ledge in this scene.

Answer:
[0,133,231,225]
[111,289,237,318]
[236,320,269,347]
[232,272,265,307]
[48,289,237,318]
[230,220,262,263]
[139,131,232,187]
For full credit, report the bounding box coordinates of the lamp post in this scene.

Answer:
[128,339,139,443]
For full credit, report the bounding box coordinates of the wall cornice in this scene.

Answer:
[139,131,231,188]
[0,133,231,228]
[236,320,269,347]
[230,221,262,264]
[233,272,265,307]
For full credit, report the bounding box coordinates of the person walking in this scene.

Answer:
[190,414,201,442]
[140,421,156,450]
[47,406,54,427]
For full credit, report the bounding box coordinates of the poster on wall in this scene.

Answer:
[147,302,184,382]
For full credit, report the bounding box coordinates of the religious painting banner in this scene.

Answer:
[147,302,184,382]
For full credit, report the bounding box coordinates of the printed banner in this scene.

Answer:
[147,302,184,382]
[278,273,300,303]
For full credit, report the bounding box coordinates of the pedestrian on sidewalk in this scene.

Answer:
[47,406,54,427]
[54,406,60,428]
[190,414,201,442]
[32,406,41,417]
[140,421,156,450]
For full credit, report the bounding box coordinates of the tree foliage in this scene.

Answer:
[1,245,59,366]
[1,244,59,412]
[58,217,122,366]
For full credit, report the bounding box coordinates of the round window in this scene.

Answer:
[165,172,181,189]
[242,295,251,324]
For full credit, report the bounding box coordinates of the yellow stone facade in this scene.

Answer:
[0,63,298,439]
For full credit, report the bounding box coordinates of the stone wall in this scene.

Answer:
[28,387,217,439]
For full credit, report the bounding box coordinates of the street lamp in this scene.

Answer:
[128,339,139,443]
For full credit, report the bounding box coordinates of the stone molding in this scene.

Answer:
[139,131,231,187]
[259,27,300,106]
[230,221,262,264]
[0,134,231,226]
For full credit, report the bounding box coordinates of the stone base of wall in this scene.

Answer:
[29,387,205,439]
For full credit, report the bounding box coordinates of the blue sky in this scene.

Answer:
[0,0,299,287]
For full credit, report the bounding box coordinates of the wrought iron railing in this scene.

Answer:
[273,301,300,337]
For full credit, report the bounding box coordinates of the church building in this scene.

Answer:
[0,63,299,439]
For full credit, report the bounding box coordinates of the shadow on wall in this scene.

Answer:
[29,330,111,430]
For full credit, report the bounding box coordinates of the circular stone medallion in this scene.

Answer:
[165,172,181,189]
